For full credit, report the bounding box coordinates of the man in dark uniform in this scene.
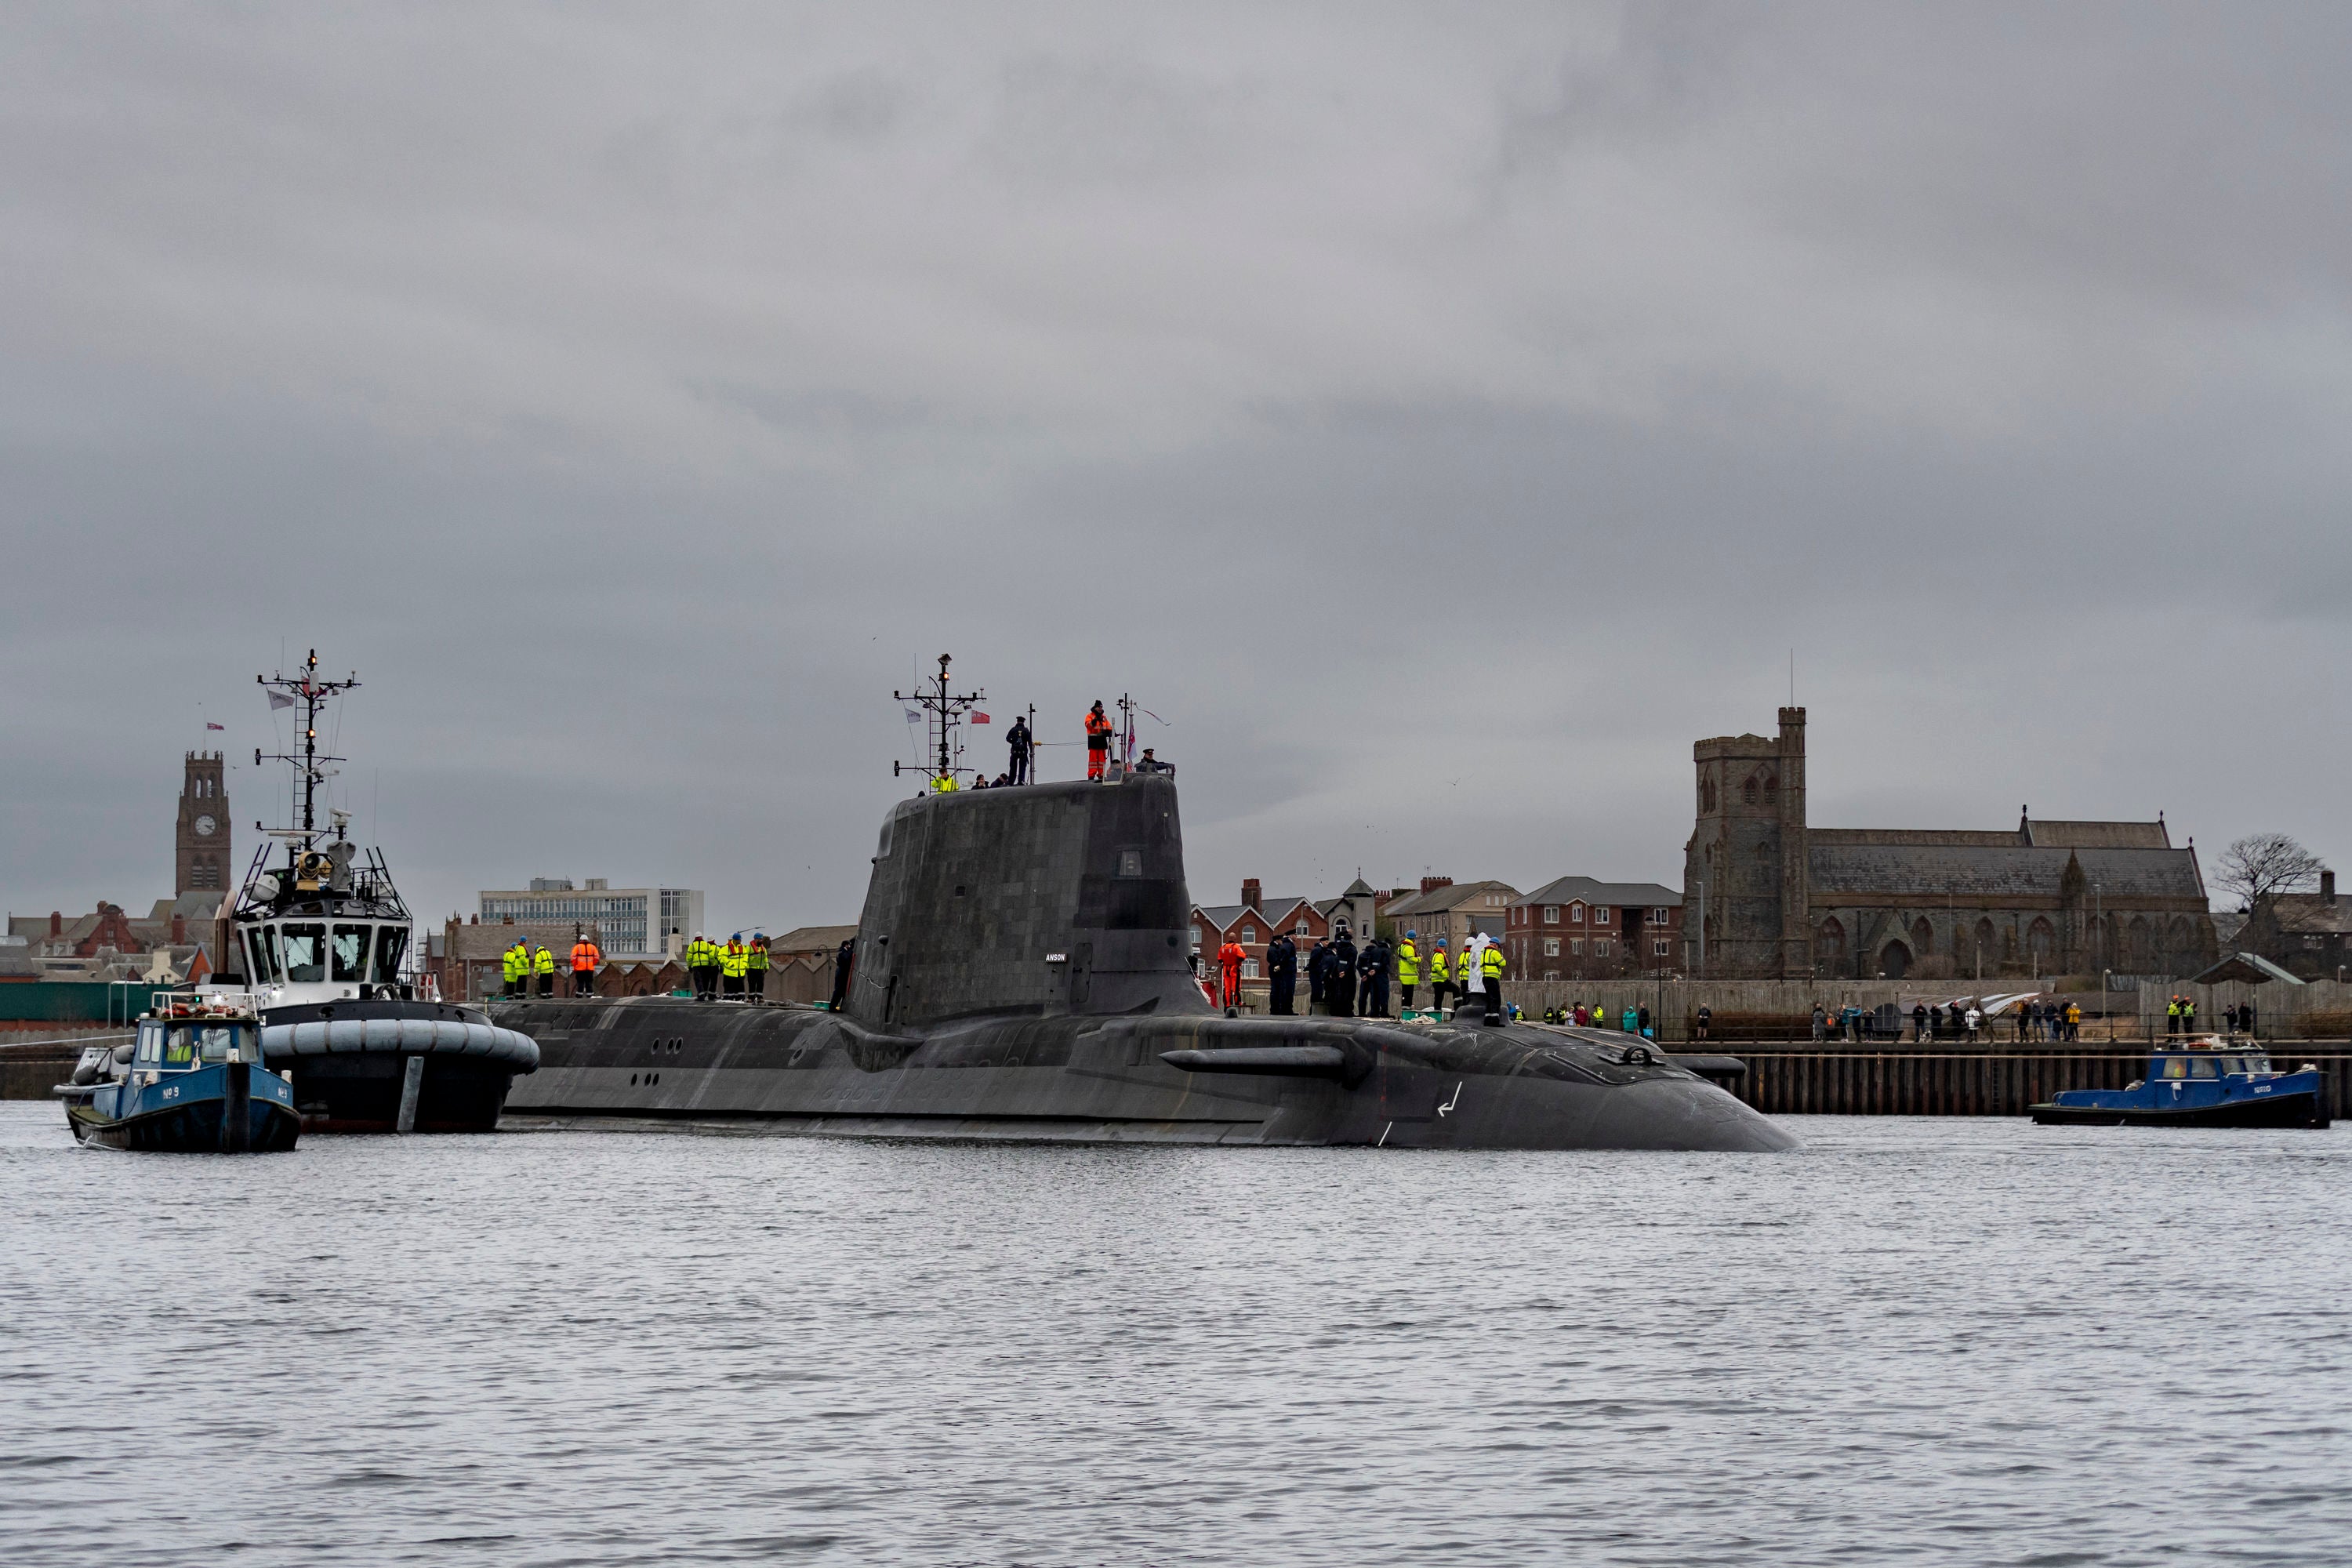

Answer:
[829,937,855,1011]
[1266,932,1298,1015]
[1006,716,1033,785]
[1357,935,1392,1018]
[1306,939,1328,1013]
[1326,927,1357,1018]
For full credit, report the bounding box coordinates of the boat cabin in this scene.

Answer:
[2133,1046,2274,1090]
[132,1016,262,1077]
[240,918,411,991]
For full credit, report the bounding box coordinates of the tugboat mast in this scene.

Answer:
[894,653,982,790]
[256,649,359,846]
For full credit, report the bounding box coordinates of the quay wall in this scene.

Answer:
[1721,1047,2350,1121]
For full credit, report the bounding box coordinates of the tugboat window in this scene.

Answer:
[162,1032,196,1065]
[191,1025,238,1062]
[332,925,370,982]
[371,926,410,984]
[246,928,280,984]
[281,924,327,982]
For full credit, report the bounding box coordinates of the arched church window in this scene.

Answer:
[1742,777,1759,806]
[1763,775,1777,806]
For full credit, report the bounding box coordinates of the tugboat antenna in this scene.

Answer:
[255,648,360,846]
[891,653,982,792]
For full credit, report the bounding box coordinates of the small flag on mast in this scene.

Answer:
[205,722,224,731]
[267,691,296,710]
[972,713,989,724]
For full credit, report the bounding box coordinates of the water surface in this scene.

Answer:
[3,1103,2347,1565]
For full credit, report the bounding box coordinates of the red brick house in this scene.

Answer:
[1191,878,1327,986]
[1506,877,1683,982]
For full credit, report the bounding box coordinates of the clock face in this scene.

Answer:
[194,814,216,837]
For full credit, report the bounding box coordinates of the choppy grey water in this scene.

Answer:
[3,1103,2347,1566]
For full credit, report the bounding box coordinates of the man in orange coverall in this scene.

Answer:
[1217,936,1246,1011]
[1084,700,1113,780]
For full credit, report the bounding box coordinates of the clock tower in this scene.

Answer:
[176,751,230,897]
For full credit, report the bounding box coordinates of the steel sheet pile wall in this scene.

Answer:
[1729,1050,2349,1119]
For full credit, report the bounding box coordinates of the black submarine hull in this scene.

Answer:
[499,775,1795,1152]
[498,999,1793,1150]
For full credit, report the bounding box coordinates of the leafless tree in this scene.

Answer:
[2215,833,2325,910]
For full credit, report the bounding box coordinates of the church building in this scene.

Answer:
[1681,709,2216,982]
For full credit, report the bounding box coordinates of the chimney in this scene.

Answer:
[49,910,61,937]
[1242,878,1262,911]
[1421,875,1453,894]
[2325,869,2337,906]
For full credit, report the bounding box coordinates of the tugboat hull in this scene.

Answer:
[260,1001,540,1134]
[62,1060,302,1152]
[2031,1091,2329,1130]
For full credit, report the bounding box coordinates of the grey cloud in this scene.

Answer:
[3,2,2348,936]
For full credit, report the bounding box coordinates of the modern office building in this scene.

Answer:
[477,879,703,960]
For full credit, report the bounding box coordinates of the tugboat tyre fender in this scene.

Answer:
[261,1018,541,1071]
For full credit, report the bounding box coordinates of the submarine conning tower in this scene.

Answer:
[846,774,1214,1029]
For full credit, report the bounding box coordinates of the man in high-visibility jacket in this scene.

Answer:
[532,943,556,998]
[1084,701,1113,781]
[931,772,958,793]
[1479,938,1507,1025]
[746,933,770,1004]
[1427,940,1451,1017]
[686,933,717,1001]
[498,941,520,998]
[1217,936,1246,1011]
[570,933,601,996]
[1395,931,1421,1012]
[721,936,747,999]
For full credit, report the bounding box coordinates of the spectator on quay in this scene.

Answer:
[1694,1003,1711,1042]
[1912,1001,1929,1042]
[1812,1002,1828,1042]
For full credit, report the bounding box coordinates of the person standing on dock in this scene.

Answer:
[1266,931,1298,1014]
[1694,1003,1711,1042]
[1395,931,1420,1012]
[1912,1001,1929,1042]
[1006,714,1033,785]
[1083,702,1112,781]
[569,931,601,996]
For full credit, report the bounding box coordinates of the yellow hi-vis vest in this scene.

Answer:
[532,946,554,975]
[1481,945,1506,979]
[747,943,768,972]
[723,944,747,978]
[501,946,520,982]
[1430,949,1447,983]
[1394,941,1418,984]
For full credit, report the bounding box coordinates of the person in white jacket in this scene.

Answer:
[1460,932,1486,1019]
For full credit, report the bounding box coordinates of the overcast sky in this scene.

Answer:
[5,2,2348,937]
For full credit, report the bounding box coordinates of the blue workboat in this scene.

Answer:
[57,995,300,1152]
[2031,1040,2331,1129]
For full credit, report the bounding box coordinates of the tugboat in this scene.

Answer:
[203,651,538,1132]
[2031,1038,2331,1128]
[56,992,299,1151]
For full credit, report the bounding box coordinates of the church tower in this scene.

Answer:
[175,751,230,897]
[1682,707,1809,978]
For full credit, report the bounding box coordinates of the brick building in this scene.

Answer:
[1377,877,1519,956]
[1192,879,1327,985]
[1505,877,1682,982]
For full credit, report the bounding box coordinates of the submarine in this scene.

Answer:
[499,772,1797,1152]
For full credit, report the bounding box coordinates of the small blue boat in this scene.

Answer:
[57,996,300,1152]
[2031,1040,2331,1129]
